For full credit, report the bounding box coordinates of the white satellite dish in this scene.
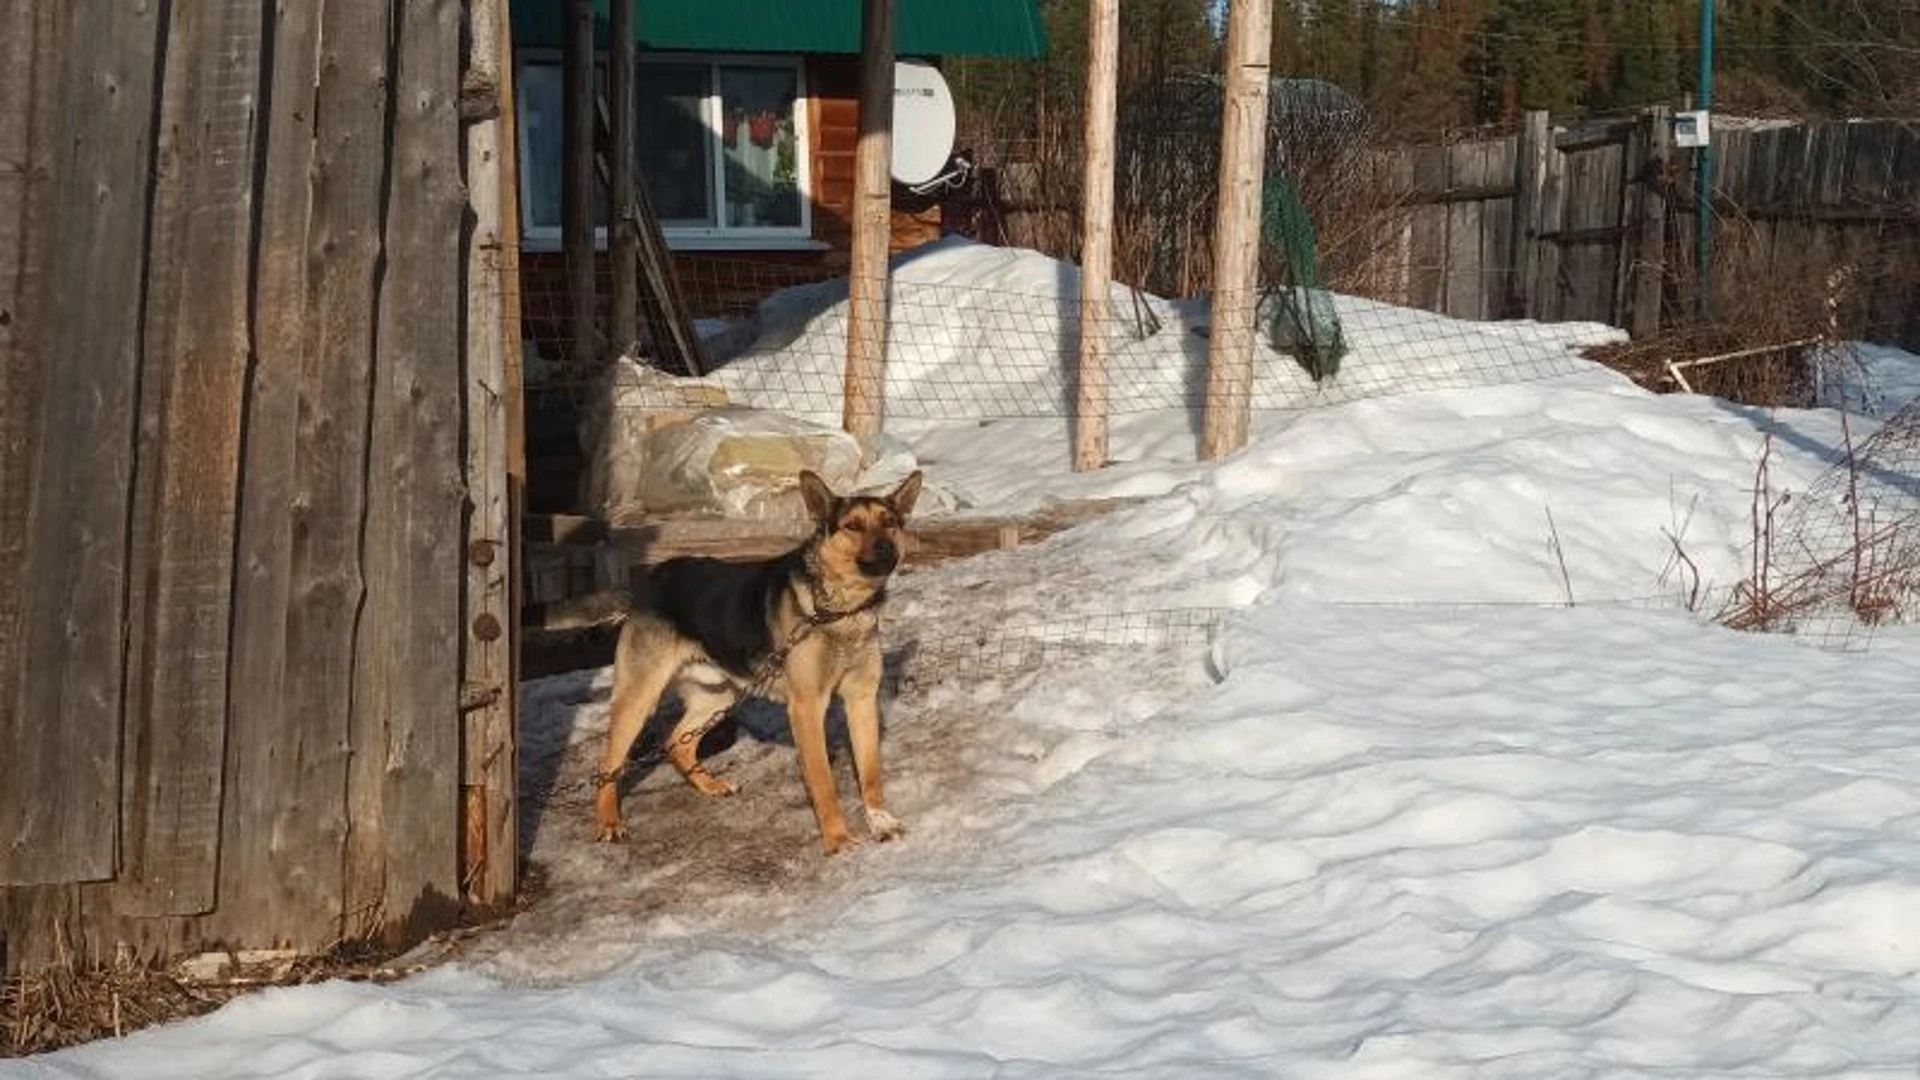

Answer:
[890,60,957,186]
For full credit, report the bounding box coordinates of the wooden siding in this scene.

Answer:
[0,0,520,975]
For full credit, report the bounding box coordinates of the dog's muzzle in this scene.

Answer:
[857,538,899,577]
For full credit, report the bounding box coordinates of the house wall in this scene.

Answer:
[520,55,942,368]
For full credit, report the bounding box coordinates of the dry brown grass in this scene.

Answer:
[1,941,424,1058]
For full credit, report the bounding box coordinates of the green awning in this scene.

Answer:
[512,0,1046,59]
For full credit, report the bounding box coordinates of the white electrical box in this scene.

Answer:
[1674,110,1711,149]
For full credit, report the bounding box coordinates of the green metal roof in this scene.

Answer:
[513,0,1046,58]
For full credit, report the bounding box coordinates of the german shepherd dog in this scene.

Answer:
[594,470,923,855]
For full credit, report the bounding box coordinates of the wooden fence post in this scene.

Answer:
[1074,0,1119,472]
[1627,105,1672,339]
[562,0,598,372]
[461,0,518,912]
[1510,110,1551,319]
[607,0,639,359]
[843,0,895,438]
[1200,0,1273,461]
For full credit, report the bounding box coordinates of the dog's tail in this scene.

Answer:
[524,589,631,634]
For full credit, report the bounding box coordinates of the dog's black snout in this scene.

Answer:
[860,537,899,576]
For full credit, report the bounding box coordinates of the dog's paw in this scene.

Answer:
[865,808,906,842]
[688,771,738,798]
[595,821,628,843]
[821,828,859,856]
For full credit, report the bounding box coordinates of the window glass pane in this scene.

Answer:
[637,63,715,226]
[521,60,606,233]
[519,62,564,232]
[717,65,802,229]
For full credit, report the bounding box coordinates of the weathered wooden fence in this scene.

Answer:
[0,0,521,975]
[1373,111,1920,347]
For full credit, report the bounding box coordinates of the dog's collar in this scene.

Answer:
[800,573,886,626]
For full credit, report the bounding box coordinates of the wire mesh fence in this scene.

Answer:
[1723,395,1920,642]
[520,254,1616,431]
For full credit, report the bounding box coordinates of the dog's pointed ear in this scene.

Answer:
[798,470,838,524]
[887,470,924,518]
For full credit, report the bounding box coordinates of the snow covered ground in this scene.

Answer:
[14,247,1920,1079]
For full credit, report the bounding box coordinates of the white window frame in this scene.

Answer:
[517,50,821,252]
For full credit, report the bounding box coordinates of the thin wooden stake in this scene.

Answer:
[1200,0,1273,461]
[843,0,895,438]
[607,0,639,357]
[562,0,598,372]
[1074,0,1119,472]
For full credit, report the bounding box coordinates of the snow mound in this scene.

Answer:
[710,237,1624,423]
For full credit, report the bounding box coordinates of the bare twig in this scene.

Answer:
[1543,504,1575,607]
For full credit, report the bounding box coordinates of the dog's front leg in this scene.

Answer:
[787,690,854,855]
[841,652,903,842]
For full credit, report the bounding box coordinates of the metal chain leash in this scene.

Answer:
[584,577,887,795]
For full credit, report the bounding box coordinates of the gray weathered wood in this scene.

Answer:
[1509,112,1549,318]
[463,0,519,911]
[1406,143,1448,311]
[1627,107,1672,339]
[117,0,262,916]
[0,0,60,887]
[350,0,466,944]
[217,0,350,950]
[2,0,165,888]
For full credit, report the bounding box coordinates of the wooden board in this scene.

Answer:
[111,0,260,916]
[349,0,466,944]
[0,0,57,886]
[1441,141,1481,318]
[1405,144,1448,312]
[215,0,347,951]
[462,0,519,910]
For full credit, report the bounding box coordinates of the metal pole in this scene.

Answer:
[1694,0,1715,320]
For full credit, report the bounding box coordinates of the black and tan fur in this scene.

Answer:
[594,470,923,855]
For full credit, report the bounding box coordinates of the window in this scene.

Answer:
[517,53,812,249]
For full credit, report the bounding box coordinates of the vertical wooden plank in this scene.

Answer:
[1407,144,1447,312]
[562,0,598,371]
[1534,133,1567,322]
[279,0,393,946]
[1200,0,1272,461]
[1510,111,1549,318]
[497,7,530,887]
[606,0,638,357]
[118,0,263,917]
[1442,141,1483,318]
[1627,106,1673,340]
[463,0,518,911]
[1074,0,1118,472]
[0,0,90,887]
[1477,136,1515,320]
[0,885,84,975]
[0,0,58,884]
[216,0,355,950]
[349,0,465,944]
[843,0,895,438]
